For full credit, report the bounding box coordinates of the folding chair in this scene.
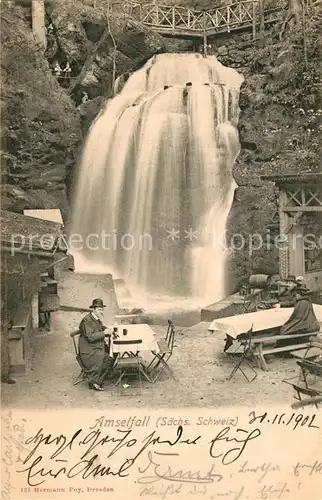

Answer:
[226,326,257,382]
[293,359,322,407]
[283,340,322,408]
[242,288,261,313]
[113,339,151,393]
[147,320,176,382]
[70,330,90,385]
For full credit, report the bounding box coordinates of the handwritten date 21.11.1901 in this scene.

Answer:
[248,411,319,430]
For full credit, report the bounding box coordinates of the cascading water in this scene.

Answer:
[71,53,243,303]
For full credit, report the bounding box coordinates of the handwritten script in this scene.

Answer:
[1,410,28,500]
[1,409,318,500]
[16,425,260,487]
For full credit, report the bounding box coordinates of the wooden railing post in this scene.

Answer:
[259,0,264,35]
[203,10,207,55]
[117,0,281,38]
[227,6,230,33]
[252,1,256,39]
[156,4,159,25]
[203,9,206,32]
[151,2,158,25]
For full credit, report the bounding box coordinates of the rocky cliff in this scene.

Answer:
[1,1,81,219]
[217,3,322,288]
[45,0,191,127]
[1,0,192,216]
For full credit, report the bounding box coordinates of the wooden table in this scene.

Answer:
[208,305,322,339]
[107,324,160,384]
[208,307,322,371]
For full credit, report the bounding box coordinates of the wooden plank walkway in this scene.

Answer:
[109,1,283,38]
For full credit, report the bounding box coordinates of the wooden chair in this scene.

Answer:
[283,339,322,408]
[147,320,176,382]
[227,326,257,382]
[70,330,89,385]
[242,288,261,313]
[291,358,322,408]
[113,339,151,393]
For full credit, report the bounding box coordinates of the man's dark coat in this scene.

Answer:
[78,313,111,385]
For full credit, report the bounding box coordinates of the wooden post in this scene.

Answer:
[279,190,290,280]
[227,6,230,33]
[259,0,265,35]
[152,0,158,25]
[156,4,159,25]
[252,0,256,40]
[31,293,39,330]
[31,0,47,51]
[302,3,308,68]
[203,33,207,55]
[289,224,305,278]
[20,262,25,300]
[172,6,175,32]
[203,10,207,55]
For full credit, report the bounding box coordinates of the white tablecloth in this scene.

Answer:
[108,324,160,355]
[208,304,322,339]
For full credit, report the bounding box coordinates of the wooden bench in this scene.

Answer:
[10,301,32,339]
[250,331,320,371]
[9,300,33,374]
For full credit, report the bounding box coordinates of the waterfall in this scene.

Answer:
[71,53,243,303]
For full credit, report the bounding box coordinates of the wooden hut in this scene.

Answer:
[262,173,322,293]
[0,210,68,374]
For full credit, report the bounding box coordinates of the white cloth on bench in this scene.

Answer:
[208,304,322,339]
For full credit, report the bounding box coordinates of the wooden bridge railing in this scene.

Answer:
[109,1,283,37]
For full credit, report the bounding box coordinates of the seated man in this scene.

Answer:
[78,298,115,391]
[278,276,307,308]
[277,286,320,347]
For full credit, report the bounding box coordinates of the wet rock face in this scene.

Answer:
[2,0,192,217]
[208,17,321,290]
[1,2,81,220]
[46,0,193,107]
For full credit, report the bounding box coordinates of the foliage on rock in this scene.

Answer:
[1,2,81,218]
[46,0,192,111]
[1,0,192,217]
[223,1,322,289]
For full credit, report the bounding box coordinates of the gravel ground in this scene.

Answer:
[2,272,300,409]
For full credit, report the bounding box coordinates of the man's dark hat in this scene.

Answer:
[89,298,106,309]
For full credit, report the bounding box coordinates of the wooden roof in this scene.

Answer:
[23,209,64,225]
[0,210,67,255]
